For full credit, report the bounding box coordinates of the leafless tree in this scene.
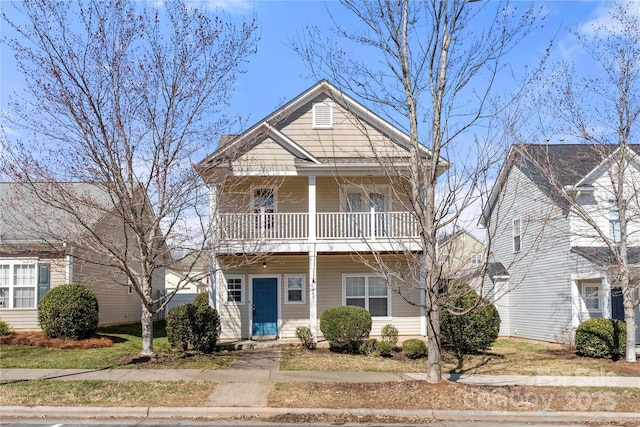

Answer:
[1,0,258,355]
[530,1,640,362]
[294,0,547,382]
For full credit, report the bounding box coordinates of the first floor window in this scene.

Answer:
[344,275,389,317]
[0,261,38,309]
[285,274,305,303]
[581,283,601,311]
[226,276,244,304]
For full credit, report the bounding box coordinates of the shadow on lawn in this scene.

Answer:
[445,350,505,375]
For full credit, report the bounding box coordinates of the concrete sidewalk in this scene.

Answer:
[2,347,640,423]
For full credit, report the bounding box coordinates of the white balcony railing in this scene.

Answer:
[218,211,419,241]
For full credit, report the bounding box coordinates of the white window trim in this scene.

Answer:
[0,258,39,310]
[284,274,306,304]
[512,217,521,253]
[339,184,392,212]
[342,273,392,319]
[225,275,245,305]
[312,102,334,129]
[581,282,602,313]
[471,253,483,265]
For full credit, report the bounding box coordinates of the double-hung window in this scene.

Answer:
[512,218,521,253]
[344,275,390,317]
[0,261,41,309]
[581,283,601,311]
[226,276,244,304]
[285,274,305,304]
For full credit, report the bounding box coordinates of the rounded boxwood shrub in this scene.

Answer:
[166,293,220,353]
[320,305,372,353]
[440,282,500,361]
[402,338,427,359]
[38,283,99,339]
[575,318,626,360]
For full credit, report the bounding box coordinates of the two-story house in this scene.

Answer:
[196,80,445,341]
[438,229,485,286]
[481,144,640,344]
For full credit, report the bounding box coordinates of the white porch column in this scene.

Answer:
[308,176,316,241]
[65,251,73,283]
[309,245,318,343]
[602,275,612,319]
[208,182,219,310]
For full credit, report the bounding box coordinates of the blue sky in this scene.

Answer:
[0,1,623,147]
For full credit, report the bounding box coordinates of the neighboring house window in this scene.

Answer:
[344,275,390,317]
[285,274,305,304]
[471,253,483,265]
[512,218,521,253]
[312,102,333,129]
[226,276,244,304]
[0,261,38,309]
[609,200,620,241]
[581,283,601,311]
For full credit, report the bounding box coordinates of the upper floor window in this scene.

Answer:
[0,260,44,309]
[512,218,521,253]
[344,274,390,317]
[312,102,333,129]
[471,253,483,265]
[609,200,620,241]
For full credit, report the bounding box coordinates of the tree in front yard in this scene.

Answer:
[2,0,258,355]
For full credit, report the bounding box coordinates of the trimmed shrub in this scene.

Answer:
[166,304,193,351]
[440,282,500,362]
[402,338,427,359]
[320,305,372,353]
[166,296,221,353]
[377,340,393,357]
[295,326,317,350]
[192,292,211,310]
[576,318,626,360]
[38,283,99,339]
[381,324,399,347]
[0,318,12,336]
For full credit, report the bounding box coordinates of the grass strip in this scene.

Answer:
[269,382,640,412]
[0,380,215,407]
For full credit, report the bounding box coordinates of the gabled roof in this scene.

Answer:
[481,143,640,226]
[0,182,114,246]
[196,80,446,176]
[438,228,485,248]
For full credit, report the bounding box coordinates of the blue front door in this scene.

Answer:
[252,277,278,336]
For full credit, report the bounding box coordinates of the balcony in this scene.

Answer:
[217,211,419,242]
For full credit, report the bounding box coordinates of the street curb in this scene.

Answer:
[2,406,640,423]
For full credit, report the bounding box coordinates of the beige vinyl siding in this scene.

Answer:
[217,254,422,339]
[278,94,407,159]
[0,257,67,329]
[231,139,297,173]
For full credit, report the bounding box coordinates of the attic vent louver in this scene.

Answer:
[312,102,333,129]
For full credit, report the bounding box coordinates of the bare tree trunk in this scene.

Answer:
[141,303,154,356]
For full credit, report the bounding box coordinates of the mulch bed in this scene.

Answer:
[0,331,113,349]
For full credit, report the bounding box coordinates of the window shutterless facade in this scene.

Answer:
[226,276,244,304]
[581,283,601,311]
[284,274,305,304]
[512,218,521,253]
[343,274,390,317]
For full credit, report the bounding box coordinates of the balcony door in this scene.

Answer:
[342,187,388,238]
[253,188,275,231]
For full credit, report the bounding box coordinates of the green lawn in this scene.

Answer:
[0,321,237,370]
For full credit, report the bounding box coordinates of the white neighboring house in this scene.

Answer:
[482,144,640,344]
